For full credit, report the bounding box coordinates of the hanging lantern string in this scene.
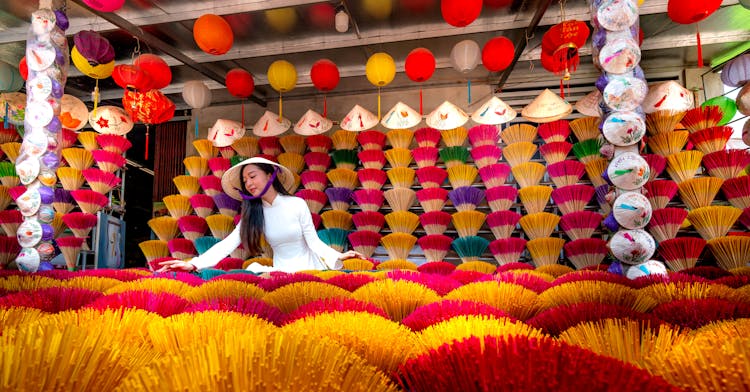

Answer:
[323,94,327,118]
[279,93,283,121]
[194,110,199,138]
[93,79,99,116]
[467,80,472,104]
[3,102,8,129]
[696,23,704,68]
[144,125,149,160]
[377,86,381,120]
[419,87,423,116]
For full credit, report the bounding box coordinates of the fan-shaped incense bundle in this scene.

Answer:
[519,212,560,240]
[386,128,414,149]
[385,210,420,234]
[321,210,353,231]
[172,175,200,197]
[384,187,417,211]
[357,150,385,170]
[354,170,388,193]
[646,110,686,135]
[139,239,169,262]
[538,120,570,143]
[449,186,486,213]
[324,187,353,211]
[300,170,328,191]
[213,193,241,217]
[387,167,415,189]
[147,216,179,242]
[56,167,85,191]
[0,235,20,268]
[703,149,750,180]
[666,150,704,183]
[688,206,742,241]
[82,168,121,194]
[643,180,678,210]
[479,163,511,188]
[297,189,328,214]
[572,139,603,164]
[722,176,750,210]
[559,211,602,241]
[305,134,331,154]
[467,124,499,148]
[71,190,109,215]
[218,146,236,159]
[95,134,132,155]
[0,209,22,237]
[659,237,706,271]
[503,142,537,167]
[327,150,356,172]
[517,185,552,214]
[380,232,417,259]
[485,185,517,212]
[511,162,546,188]
[189,194,214,218]
[547,160,585,188]
[165,238,197,260]
[570,117,602,142]
[677,176,724,209]
[326,168,358,190]
[163,194,193,219]
[177,215,207,241]
[647,131,689,157]
[707,236,750,270]
[198,175,222,197]
[414,127,442,148]
[258,136,282,156]
[526,237,565,267]
[278,152,305,174]
[415,166,447,189]
[416,187,448,213]
[205,157,230,178]
[56,236,86,270]
[53,188,75,214]
[682,106,724,133]
[486,210,522,239]
[385,147,413,168]
[77,131,99,151]
[502,124,537,144]
[583,157,608,188]
[0,162,18,187]
[192,139,218,159]
[60,212,98,238]
[1,142,20,162]
[91,150,126,173]
[7,185,25,202]
[206,214,235,239]
[0,186,8,211]
[470,145,502,169]
[279,134,305,155]
[539,141,572,164]
[564,238,608,269]
[352,211,385,232]
[447,164,478,189]
[183,156,210,178]
[356,130,386,150]
[347,230,382,258]
[439,146,470,168]
[420,210,451,235]
[452,210,486,237]
[642,153,667,181]
[326,130,353,151]
[689,126,733,155]
[411,147,439,168]
[489,237,527,265]
[59,128,78,149]
[229,136,258,157]
[452,236,490,263]
[62,148,95,170]
[440,127,468,147]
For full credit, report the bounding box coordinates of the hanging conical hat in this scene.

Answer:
[575,89,602,117]
[426,101,469,130]
[294,109,332,135]
[522,89,572,123]
[252,110,291,137]
[89,106,134,135]
[208,119,245,147]
[381,101,421,129]
[340,104,378,132]
[641,81,694,114]
[60,94,89,131]
[471,96,517,125]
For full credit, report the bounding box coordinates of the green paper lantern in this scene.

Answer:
[702,96,737,126]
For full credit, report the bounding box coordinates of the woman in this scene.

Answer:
[158,157,363,273]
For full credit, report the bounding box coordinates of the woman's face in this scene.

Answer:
[242,164,271,197]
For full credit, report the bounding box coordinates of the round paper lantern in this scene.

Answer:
[702,96,737,126]
[182,80,212,109]
[73,30,115,66]
[82,0,125,12]
[450,40,481,73]
[481,36,514,72]
[720,54,750,88]
[18,57,27,81]
[225,68,254,98]
[134,54,171,90]
[265,7,297,33]
[122,90,175,125]
[71,47,114,79]
[667,0,722,24]
[442,0,482,27]
[307,3,335,29]
[365,52,396,87]
[112,64,153,92]
[193,14,234,55]
[0,61,23,92]
[405,48,436,82]
[268,60,297,93]
[363,0,393,19]
[310,59,339,92]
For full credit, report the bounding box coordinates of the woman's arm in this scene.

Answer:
[188,225,242,270]
[296,198,344,269]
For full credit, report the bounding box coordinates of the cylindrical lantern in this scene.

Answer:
[193,14,234,55]
[481,36,515,72]
[267,60,298,93]
[450,40,481,73]
[365,52,396,87]
[441,0,482,27]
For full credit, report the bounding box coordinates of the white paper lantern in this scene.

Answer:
[450,40,480,73]
[182,80,212,109]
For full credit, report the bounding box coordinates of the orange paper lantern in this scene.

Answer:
[193,14,234,55]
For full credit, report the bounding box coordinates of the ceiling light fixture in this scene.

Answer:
[335,6,349,33]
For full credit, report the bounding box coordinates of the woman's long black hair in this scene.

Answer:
[239,163,290,255]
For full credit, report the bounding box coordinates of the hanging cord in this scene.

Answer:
[696,23,704,68]
[377,87,381,120]
[279,92,283,121]
[323,94,327,118]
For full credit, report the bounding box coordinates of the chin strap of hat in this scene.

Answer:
[237,167,279,201]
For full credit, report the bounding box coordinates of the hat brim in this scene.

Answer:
[521,107,573,124]
[221,157,296,201]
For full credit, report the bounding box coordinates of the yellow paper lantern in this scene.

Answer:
[265,7,297,34]
[362,0,393,20]
[268,60,297,93]
[365,52,396,87]
[71,46,114,79]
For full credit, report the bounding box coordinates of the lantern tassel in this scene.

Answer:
[3,102,7,129]
[467,80,472,104]
[696,24,704,68]
[323,94,327,118]
[195,112,199,138]
[560,79,565,99]
[377,87,381,120]
[279,93,283,121]
[144,125,149,160]
[92,80,100,117]
[419,88,423,116]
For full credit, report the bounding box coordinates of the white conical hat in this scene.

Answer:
[294,109,332,135]
[426,101,469,130]
[641,81,694,114]
[471,96,517,125]
[340,104,378,132]
[252,110,291,137]
[381,101,421,129]
[575,89,603,117]
[60,94,89,131]
[208,119,245,147]
[522,89,572,123]
[89,106,134,136]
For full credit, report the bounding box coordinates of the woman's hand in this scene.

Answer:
[339,250,365,260]
[157,259,197,273]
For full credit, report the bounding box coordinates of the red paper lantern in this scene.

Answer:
[307,3,335,30]
[193,14,234,55]
[481,36,515,72]
[122,89,175,125]
[112,64,153,92]
[18,57,27,81]
[310,59,339,92]
[667,0,721,24]
[225,68,254,98]
[133,54,171,90]
[441,0,482,27]
[541,20,589,77]
[405,48,436,82]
